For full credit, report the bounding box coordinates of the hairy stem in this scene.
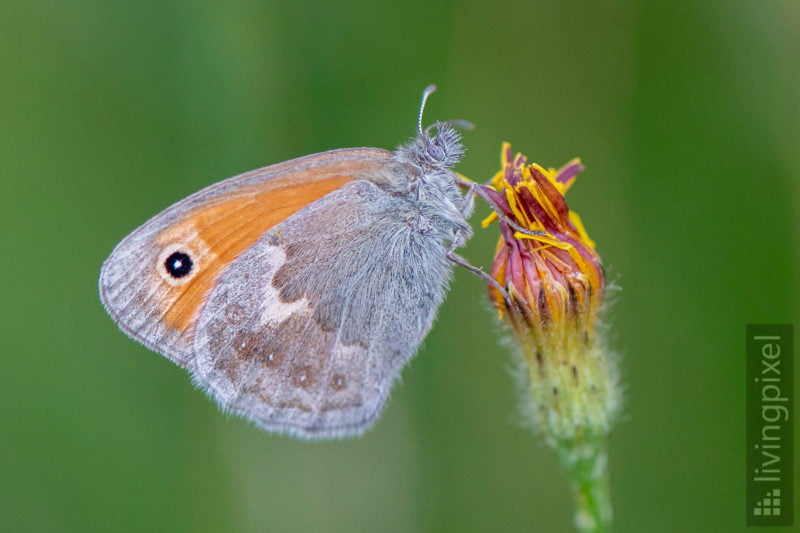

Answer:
[556,434,612,532]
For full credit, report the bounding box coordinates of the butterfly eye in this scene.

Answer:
[164,251,193,278]
[427,142,446,162]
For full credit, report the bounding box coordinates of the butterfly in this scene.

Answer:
[99,86,479,439]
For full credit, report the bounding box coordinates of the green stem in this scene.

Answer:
[556,435,612,532]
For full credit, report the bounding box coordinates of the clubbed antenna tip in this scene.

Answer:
[418,85,437,136]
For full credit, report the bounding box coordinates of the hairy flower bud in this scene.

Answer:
[482,143,620,531]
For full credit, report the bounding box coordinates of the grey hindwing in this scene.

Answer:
[192,179,453,438]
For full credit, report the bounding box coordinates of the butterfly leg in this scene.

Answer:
[455,176,546,238]
[445,238,511,305]
[459,180,476,217]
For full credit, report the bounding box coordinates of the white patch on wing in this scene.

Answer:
[331,342,365,362]
[258,245,312,324]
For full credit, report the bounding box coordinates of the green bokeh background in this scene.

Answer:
[2,2,797,532]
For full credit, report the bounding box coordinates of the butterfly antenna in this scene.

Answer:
[443,119,475,131]
[418,84,437,136]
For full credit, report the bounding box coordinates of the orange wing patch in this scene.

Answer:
[153,168,361,334]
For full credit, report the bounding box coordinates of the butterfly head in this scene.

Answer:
[396,85,467,173]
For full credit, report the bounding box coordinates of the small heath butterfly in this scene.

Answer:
[99,86,475,439]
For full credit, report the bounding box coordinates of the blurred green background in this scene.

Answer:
[1,1,797,532]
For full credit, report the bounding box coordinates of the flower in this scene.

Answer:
[482,143,602,339]
[482,143,620,532]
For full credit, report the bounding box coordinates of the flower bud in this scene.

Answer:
[482,143,620,531]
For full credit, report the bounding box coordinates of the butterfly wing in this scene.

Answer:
[99,148,394,369]
[191,178,453,438]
